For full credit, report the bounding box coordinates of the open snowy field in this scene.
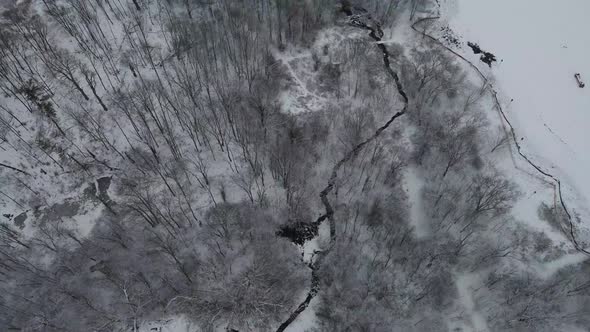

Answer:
[442,0,590,227]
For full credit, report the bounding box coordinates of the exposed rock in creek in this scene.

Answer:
[96,176,112,201]
[13,212,27,229]
[277,221,319,246]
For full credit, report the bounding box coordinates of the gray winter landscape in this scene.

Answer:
[1,0,590,331]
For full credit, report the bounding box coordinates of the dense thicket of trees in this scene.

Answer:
[0,0,588,331]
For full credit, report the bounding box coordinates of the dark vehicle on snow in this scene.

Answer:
[575,73,585,88]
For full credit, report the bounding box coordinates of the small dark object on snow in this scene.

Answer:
[575,73,585,88]
[467,42,497,67]
[467,42,483,54]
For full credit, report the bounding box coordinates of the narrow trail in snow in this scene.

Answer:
[541,120,573,152]
[275,6,409,332]
[411,16,590,256]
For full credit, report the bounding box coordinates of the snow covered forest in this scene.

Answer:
[1,0,589,331]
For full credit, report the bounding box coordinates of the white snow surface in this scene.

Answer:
[284,296,319,332]
[453,273,489,332]
[139,316,198,332]
[533,251,589,279]
[442,0,590,227]
[404,166,429,238]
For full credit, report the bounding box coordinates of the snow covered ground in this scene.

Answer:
[453,273,489,332]
[404,166,429,238]
[139,316,197,332]
[441,0,590,230]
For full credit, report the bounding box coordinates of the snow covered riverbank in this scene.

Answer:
[441,0,590,232]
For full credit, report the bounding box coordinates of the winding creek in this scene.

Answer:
[276,5,409,331]
[278,3,590,330]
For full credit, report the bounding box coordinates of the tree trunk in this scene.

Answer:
[132,0,141,11]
